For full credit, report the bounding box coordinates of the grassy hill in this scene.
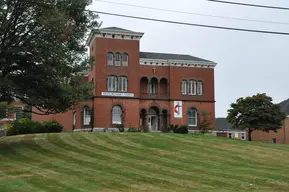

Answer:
[1,133,289,192]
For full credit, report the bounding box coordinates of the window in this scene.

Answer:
[197,81,203,95]
[114,53,121,66]
[181,80,187,95]
[112,106,122,124]
[188,80,197,95]
[228,133,232,138]
[107,52,114,66]
[149,81,156,94]
[107,76,117,91]
[188,108,197,126]
[118,76,128,92]
[122,53,129,67]
[83,106,91,125]
[73,111,76,129]
[241,133,246,140]
[14,106,24,120]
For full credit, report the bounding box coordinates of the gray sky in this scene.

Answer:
[90,0,289,117]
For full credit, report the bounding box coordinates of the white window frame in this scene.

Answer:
[197,81,203,95]
[188,108,197,126]
[181,80,187,95]
[107,52,114,66]
[107,76,118,91]
[114,53,121,66]
[118,76,128,92]
[112,106,122,124]
[188,80,197,95]
[122,53,129,66]
[73,111,76,127]
[241,132,246,140]
[83,107,91,126]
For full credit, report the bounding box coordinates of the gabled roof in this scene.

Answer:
[139,51,212,62]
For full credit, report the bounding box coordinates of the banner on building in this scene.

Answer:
[174,101,182,118]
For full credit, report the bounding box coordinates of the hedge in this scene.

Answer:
[4,118,63,136]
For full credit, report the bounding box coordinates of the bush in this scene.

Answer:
[117,124,125,132]
[42,121,63,133]
[4,118,63,136]
[178,125,189,134]
[168,124,188,134]
[127,127,139,132]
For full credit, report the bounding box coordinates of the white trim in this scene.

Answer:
[140,58,217,68]
[86,29,144,46]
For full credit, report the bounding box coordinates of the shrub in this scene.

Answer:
[4,119,63,136]
[116,124,125,132]
[42,121,63,133]
[168,124,188,134]
[178,125,189,134]
[127,127,139,132]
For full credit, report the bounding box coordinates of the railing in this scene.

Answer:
[140,93,169,100]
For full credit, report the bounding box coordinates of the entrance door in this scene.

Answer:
[148,115,158,131]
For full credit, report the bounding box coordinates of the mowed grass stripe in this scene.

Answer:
[51,133,210,191]
[72,133,250,188]
[70,133,287,190]
[1,133,289,191]
[35,134,201,191]
[100,133,289,183]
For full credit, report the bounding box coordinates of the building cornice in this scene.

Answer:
[140,58,217,68]
[86,29,144,47]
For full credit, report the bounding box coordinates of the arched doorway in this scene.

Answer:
[148,107,160,131]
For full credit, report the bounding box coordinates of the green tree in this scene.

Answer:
[227,93,287,141]
[0,0,99,115]
[199,110,214,134]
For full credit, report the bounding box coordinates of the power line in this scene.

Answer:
[18,0,289,36]
[94,0,289,25]
[207,0,289,10]
[93,10,289,36]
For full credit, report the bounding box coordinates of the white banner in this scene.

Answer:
[101,92,134,97]
[174,101,182,118]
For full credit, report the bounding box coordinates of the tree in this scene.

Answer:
[0,0,99,115]
[199,110,214,134]
[227,93,287,141]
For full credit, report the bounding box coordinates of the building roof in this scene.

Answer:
[139,51,212,62]
[100,27,135,33]
[280,98,289,115]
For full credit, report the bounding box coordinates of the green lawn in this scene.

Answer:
[1,133,289,192]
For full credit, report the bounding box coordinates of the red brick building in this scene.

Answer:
[32,27,217,132]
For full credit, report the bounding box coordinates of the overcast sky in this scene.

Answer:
[89,0,289,117]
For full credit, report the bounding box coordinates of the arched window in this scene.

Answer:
[107,52,114,66]
[107,76,118,91]
[118,76,128,92]
[188,108,197,126]
[149,78,157,94]
[73,111,76,129]
[112,106,122,124]
[181,80,187,95]
[83,106,91,125]
[114,53,121,66]
[122,53,129,67]
[197,81,203,95]
[188,80,197,95]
